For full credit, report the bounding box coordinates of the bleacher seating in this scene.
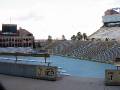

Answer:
[46,40,120,63]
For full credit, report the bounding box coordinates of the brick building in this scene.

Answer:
[0,24,34,47]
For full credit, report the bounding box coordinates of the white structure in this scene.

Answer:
[89,8,120,41]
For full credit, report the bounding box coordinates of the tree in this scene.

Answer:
[33,38,36,49]
[47,35,52,43]
[91,38,95,41]
[76,32,83,40]
[83,33,87,40]
[71,35,76,41]
[105,38,109,41]
[62,35,66,40]
[37,42,42,48]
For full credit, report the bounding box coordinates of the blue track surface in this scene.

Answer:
[0,55,116,78]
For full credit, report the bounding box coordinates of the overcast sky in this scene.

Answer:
[0,0,120,39]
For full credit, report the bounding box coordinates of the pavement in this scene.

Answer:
[0,74,120,90]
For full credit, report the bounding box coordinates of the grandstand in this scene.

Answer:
[44,8,120,63]
[45,40,120,63]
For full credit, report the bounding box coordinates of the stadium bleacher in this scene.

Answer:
[46,40,120,63]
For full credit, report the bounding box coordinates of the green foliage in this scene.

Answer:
[83,33,88,40]
[76,32,83,40]
[47,35,52,43]
[62,35,66,40]
[71,32,88,41]
[71,35,76,41]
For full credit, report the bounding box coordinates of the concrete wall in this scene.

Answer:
[0,61,58,81]
[102,14,120,23]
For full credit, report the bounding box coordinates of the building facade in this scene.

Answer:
[0,24,34,47]
[102,8,120,27]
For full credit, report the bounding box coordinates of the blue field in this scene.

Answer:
[0,55,116,78]
[49,56,116,78]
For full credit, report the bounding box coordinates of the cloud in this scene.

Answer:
[0,0,119,39]
[13,12,44,21]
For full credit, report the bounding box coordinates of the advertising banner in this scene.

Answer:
[105,69,120,85]
[36,66,58,80]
